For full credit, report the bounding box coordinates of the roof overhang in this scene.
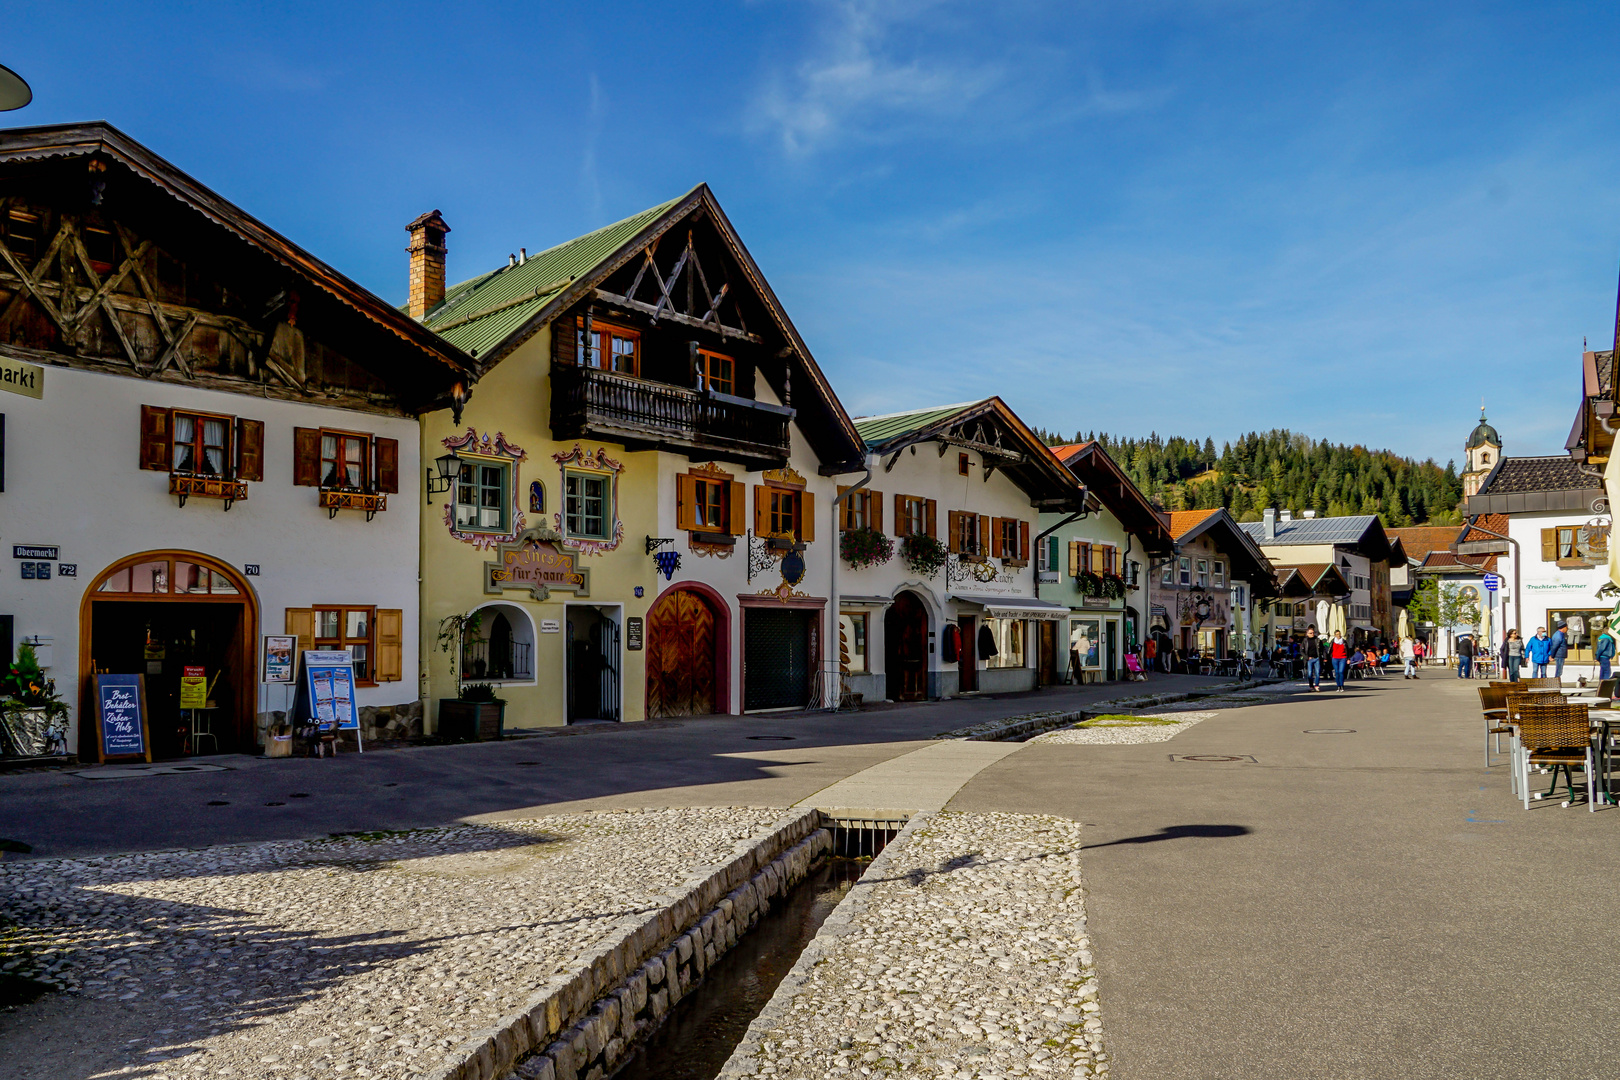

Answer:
[1055,442,1173,555]
[1465,488,1607,516]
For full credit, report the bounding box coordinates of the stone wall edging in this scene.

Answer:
[938,677,1279,742]
[418,807,823,1080]
[712,811,936,1080]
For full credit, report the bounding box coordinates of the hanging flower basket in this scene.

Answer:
[840,526,894,570]
[1077,571,1128,600]
[899,533,948,578]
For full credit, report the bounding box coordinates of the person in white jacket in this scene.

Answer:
[1399,636,1418,679]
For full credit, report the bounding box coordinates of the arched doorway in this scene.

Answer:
[80,551,258,760]
[645,586,724,717]
[884,591,928,701]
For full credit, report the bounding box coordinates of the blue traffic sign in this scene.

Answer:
[1482,573,1500,591]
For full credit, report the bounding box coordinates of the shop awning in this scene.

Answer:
[838,595,893,607]
[949,594,1070,621]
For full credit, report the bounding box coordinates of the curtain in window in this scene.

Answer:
[173,414,195,471]
[201,417,226,475]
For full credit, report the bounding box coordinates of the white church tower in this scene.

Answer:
[1460,407,1501,499]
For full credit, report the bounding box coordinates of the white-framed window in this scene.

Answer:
[454,460,509,531]
[985,618,1027,669]
[1179,557,1191,585]
[1196,559,1209,587]
[838,612,869,673]
[564,470,611,540]
[1161,561,1174,586]
[1212,561,1225,587]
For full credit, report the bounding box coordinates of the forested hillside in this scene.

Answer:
[1038,428,1464,527]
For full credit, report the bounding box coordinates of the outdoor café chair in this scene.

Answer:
[1524,677,1562,691]
[1515,702,1595,811]
[1477,684,1512,768]
[1503,687,1560,796]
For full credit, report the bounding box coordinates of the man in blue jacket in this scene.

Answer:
[1550,623,1569,679]
[1525,627,1553,678]
[1596,624,1616,681]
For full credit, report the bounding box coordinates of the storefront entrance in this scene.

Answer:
[884,591,928,701]
[645,587,722,718]
[81,551,257,760]
[744,606,817,711]
[566,605,621,722]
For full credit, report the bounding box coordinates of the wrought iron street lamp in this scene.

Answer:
[425,450,461,504]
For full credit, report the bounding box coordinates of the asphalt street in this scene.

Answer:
[952,673,1620,1080]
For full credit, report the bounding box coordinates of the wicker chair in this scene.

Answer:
[1477,684,1512,767]
[1515,701,1595,811]
[1503,688,1562,796]
[1524,677,1563,691]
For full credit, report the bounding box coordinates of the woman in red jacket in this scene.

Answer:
[1329,630,1349,692]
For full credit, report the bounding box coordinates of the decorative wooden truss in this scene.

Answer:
[593,229,762,345]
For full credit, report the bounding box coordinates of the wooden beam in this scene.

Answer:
[592,289,763,343]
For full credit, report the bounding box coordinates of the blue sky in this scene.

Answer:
[10,1,1620,465]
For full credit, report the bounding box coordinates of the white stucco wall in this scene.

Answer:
[1498,510,1610,674]
[1,366,423,750]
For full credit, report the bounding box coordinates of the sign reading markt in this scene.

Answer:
[0,354,44,399]
[483,527,591,601]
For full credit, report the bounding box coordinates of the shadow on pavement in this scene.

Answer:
[1084,823,1251,848]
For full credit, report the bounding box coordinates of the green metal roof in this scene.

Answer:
[852,400,990,448]
[421,192,689,356]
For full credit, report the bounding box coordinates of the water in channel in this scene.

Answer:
[610,856,865,1080]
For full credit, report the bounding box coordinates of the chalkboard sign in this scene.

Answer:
[94,673,150,763]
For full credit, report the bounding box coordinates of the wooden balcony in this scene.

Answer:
[319,489,387,521]
[170,473,248,510]
[550,365,792,466]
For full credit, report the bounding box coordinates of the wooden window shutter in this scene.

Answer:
[1068,541,1081,576]
[871,491,883,533]
[139,405,173,471]
[799,491,815,543]
[990,517,1004,558]
[234,418,264,482]
[925,498,937,538]
[837,485,851,531]
[676,474,700,531]
[375,437,400,494]
[894,493,907,536]
[754,485,769,536]
[1541,528,1556,562]
[948,511,963,553]
[293,427,323,486]
[728,480,747,536]
[285,608,315,657]
[374,609,404,682]
[977,514,990,556]
[1019,521,1029,563]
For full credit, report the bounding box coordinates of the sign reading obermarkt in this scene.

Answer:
[483,527,590,601]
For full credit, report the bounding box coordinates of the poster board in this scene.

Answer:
[291,650,362,750]
[179,665,208,709]
[262,635,296,683]
[94,673,151,763]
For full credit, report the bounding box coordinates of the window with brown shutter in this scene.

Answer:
[285,608,315,657]
[293,428,323,486]
[1018,520,1029,564]
[375,438,399,494]
[1068,540,1082,576]
[235,418,264,482]
[1541,528,1556,561]
[679,470,736,535]
[375,609,403,682]
[948,510,963,553]
[140,406,173,471]
[294,427,398,508]
[756,484,813,541]
[925,498,937,538]
[976,514,990,556]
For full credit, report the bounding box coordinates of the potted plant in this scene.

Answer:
[840,526,894,570]
[899,533,948,578]
[0,643,70,758]
[438,682,507,742]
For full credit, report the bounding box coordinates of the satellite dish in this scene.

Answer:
[0,65,32,112]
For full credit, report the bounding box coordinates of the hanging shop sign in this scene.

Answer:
[483,526,590,601]
[93,673,150,763]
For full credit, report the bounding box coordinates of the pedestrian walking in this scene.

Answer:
[1302,626,1323,690]
[1500,628,1524,683]
[1400,635,1417,678]
[1526,626,1552,678]
[1456,634,1474,679]
[1597,624,1616,682]
[1329,630,1349,691]
[1550,622,1569,679]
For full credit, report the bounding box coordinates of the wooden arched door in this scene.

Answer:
[646,588,719,717]
[885,591,928,701]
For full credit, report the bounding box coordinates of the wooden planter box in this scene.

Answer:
[437,700,505,742]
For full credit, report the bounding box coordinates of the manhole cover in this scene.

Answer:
[1169,754,1258,763]
[1303,729,1357,734]
[513,761,541,766]
[746,735,796,741]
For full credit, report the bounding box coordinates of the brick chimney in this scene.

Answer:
[406,210,450,319]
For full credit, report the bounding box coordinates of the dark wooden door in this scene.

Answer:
[959,615,978,692]
[1038,621,1057,685]
[884,591,928,701]
[645,590,718,718]
[745,608,813,710]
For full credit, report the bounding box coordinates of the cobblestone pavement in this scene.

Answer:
[725,812,1105,1079]
[0,807,786,1080]
[1030,712,1219,746]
